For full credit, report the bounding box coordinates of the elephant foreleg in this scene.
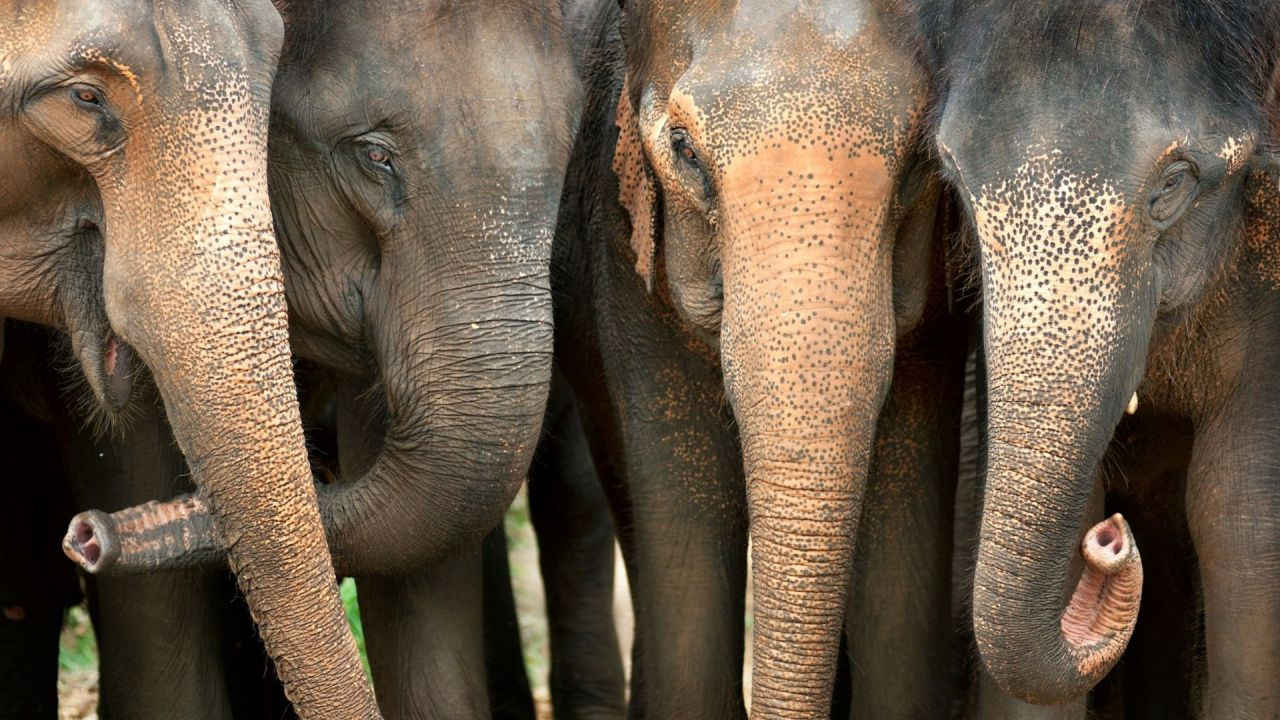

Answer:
[566,334,748,719]
[1187,384,1280,720]
[359,548,490,720]
[528,372,626,720]
[482,524,537,720]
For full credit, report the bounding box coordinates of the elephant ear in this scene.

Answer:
[612,76,658,293]
[1244,149,1280,290]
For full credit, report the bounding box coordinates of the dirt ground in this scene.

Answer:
[56,487,753,718]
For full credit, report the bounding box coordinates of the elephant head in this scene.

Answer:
[266,0,580,573]
[614,1,939,714]
[61,0,581,578]
[2,2,377,716]
[931,0,1280,703]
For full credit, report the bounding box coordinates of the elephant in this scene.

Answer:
[926,0,1280,713]
[1,2,377,717]
[65,0,592,715]
[549,0,969,717]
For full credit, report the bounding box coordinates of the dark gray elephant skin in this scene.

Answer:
[0,323,294,720]
[70,0,588,716]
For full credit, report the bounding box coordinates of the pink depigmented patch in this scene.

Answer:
[1060,514,1143,678]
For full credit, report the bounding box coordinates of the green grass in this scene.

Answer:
[341,577,372,681]
[58,605,98,674]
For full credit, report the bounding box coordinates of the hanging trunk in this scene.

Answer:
[970,172,1151,703]
[718,152,898,719]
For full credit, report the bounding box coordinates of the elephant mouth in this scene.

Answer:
[102,333,135,409]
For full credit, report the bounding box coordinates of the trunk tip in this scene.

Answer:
[63,510,118,574]
[1082,513,1138,574]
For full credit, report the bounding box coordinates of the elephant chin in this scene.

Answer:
[1060,514,1143,674]
[69,319,137,414]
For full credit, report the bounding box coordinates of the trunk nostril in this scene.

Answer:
[1095,528,1116,548]
[75,522,94,544]
[82,539,101,566]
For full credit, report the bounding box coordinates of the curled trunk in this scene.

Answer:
[973,395,1145,703]
[973,264,1153,702]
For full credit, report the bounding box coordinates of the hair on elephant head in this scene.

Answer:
[2,1,378,716]
[928,0,1280,704]
[612,0,943,715]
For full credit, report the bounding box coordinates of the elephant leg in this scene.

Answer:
[1186,390,1280,720]
[482,523,536,720]
[527,372,625,720]
[565,347,747,719]
[1106,456,1197,720]
[359,546,490,720]
[844,350,963,720]
[331,373,491,719]
[86,572,240,719]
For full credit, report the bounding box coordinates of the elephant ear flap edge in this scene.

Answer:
[613,76,658,293]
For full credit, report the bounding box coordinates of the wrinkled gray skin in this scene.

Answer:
[275,1,581,715]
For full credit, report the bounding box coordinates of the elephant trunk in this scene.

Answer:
[721,166,896,718]
[975,391,1144,703]
[67,192,555,578]
[321,207,554,574]
[82,222,378,718]
[971,177,1152,703]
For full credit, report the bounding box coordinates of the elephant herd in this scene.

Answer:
[2,0,1279,718]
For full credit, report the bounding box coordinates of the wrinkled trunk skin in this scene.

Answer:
[971,161,1150,704]
[719,149,896,719]
[321,196,553,575]
[69,47,378,720]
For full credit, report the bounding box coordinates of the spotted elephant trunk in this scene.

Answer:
[970,161,1150,704]
[719,153,896,718]
[70,129,378,716]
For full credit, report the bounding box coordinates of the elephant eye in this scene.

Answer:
[70,85,104,109]
[671,128,699,167]
[1149,160,1198,227]
[360,142,395,173]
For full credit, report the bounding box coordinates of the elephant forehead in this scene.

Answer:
[668,24,925,173]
